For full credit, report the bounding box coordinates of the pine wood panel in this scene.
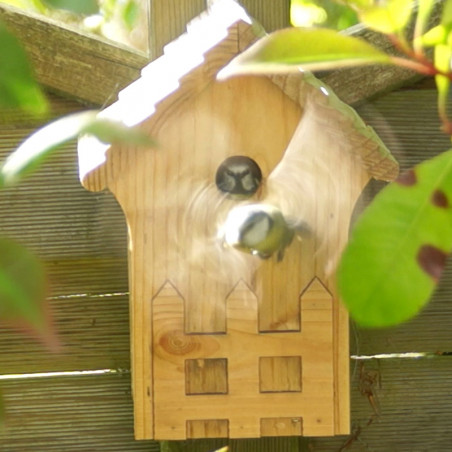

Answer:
[152,279,334,439]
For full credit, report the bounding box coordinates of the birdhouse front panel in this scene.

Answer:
[78,0,398,441]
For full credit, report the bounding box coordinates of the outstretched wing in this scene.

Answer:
[177,178,258,285]
[264,91,343,244]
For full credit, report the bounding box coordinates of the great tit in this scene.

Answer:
[219,203,300,261]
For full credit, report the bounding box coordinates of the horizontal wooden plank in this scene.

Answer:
[320,2,442,106]
[307,357,452,451]
[0,114,128,263]
[46,258,128,296]
[2,357,451,451]
[0,1,291,106]
[164,357,452,451]
[0,4,148,106]
[320,27,422,106]
[163,437,303,451]
[240,0,290,32]
[0,0,433,107]
[0,374,159,451]
[0,94,131,373]
[0,292,130,374]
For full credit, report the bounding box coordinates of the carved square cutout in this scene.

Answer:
[259,356,302,392]
[261,417,303,436]
[186,419,229,438]
[185,358,228,395]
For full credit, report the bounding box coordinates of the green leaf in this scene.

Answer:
[0,110,156,187]
[419,24,449,46]
[0,238,57,347]
[83,119,157,147]
[442,0,452,25]
[360,0,413,34]
[433,42,452,121]
[290,0,327,27]
[122,0,139,30]
[338,150,452,327]
[416,0,436,33]
[217,28,392,78]
[342,0,373,9]
[0,21,48,115]
[42,0,99,14]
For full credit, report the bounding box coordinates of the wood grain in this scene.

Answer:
[240,0,290,31]
[0,0,451,448]
[0,0,291,107]
[2,357,452,451]
[152,278,335,439]
[89,66,367,438]
[0,0,432,107]
[0,374,159,452]
[2,83,452,451]
[0,4,148,106]
[78,1,401,436]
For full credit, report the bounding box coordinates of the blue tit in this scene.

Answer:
[215,155,262,199]
[220,203,297,261]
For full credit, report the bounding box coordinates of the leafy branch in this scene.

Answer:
[220,0,452,327]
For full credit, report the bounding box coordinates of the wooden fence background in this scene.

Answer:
[1,1,452,451]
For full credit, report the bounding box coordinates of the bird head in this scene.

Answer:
[215,155,262,199]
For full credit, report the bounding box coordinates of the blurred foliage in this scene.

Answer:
[0,21,48,114]
[0,5,155,351]
[0,0,147,51]
[290,0,359,29]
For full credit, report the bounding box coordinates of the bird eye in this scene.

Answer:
[215,155,262,199]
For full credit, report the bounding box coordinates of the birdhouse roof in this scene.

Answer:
[78,0,398,191]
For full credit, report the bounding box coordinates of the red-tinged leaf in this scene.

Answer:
[0,238,58,349]
[338,150,452,327]
[217,28,393,79]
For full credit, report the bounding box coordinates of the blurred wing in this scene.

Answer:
[178,179,258,285]
[265,90,347,247]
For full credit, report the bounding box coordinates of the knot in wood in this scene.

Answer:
[159,330,200,356]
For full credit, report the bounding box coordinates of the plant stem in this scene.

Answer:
[389,56,438,76]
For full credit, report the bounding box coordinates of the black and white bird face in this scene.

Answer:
[215,155,262,199]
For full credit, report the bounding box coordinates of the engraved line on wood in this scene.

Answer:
[152,277,335,439]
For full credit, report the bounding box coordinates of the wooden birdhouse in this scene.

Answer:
[77,0,398,441]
